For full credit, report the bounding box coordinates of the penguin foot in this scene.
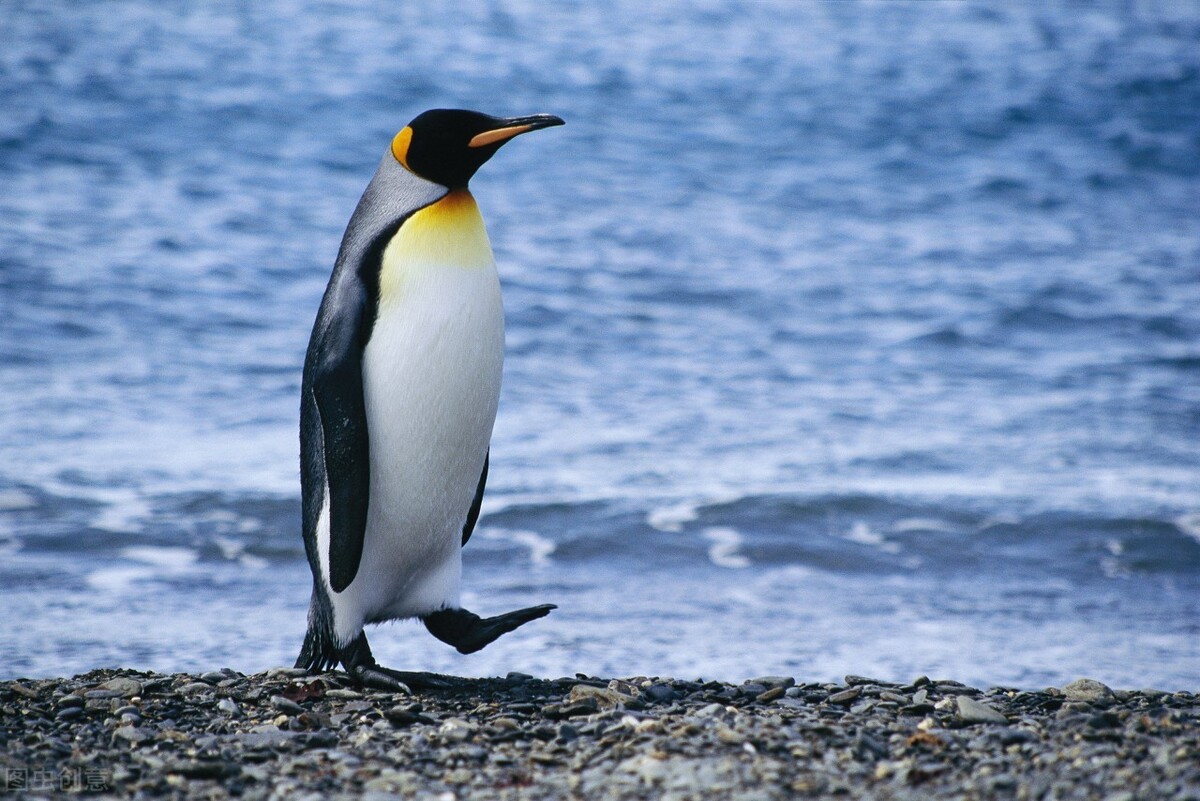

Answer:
[423,604,556,654]
[353,665,456,692]
[339,631,454,691]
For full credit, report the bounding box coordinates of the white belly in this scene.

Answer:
[329,190,504,642]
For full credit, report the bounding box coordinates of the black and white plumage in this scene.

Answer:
[294,109,563,690]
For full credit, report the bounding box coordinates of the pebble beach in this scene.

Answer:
[2,668,1197,799]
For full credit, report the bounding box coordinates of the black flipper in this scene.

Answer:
[309,278,373,593]
[423,604,556,654]
[461,451,488,547]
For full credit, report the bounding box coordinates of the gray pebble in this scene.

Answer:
[642,683,677,703]
[828,687,862,705]
[756,686,786,703]
[112,726,154,744]
[1062,678,1115,704]
[55,706,83,721]
[98,677,142,697]
[179,682,214,695]
[957,696,1009,724]
[270,695,306,716]
[4,667,1197,800]
[750,675,796,689]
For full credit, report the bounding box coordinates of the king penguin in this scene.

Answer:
[295,109,564,691]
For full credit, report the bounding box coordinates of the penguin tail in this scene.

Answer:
[294,593,341,673]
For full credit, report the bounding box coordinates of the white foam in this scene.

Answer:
[892,517,958,534]
[702,526,750,569]
[843,521,901,554]
[1176,512,1200,545]
[647,501,699,533]
[86,546,199,593]
[480,528,556,567]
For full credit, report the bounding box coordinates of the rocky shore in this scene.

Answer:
[1,668,1196,799]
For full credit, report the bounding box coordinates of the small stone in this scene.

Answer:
[556,699,599,718]
[326,689,362,700]
[643,684,677,703]
[113,726,155,744]
[385,706,434,727]
[1087,712,1121,729]
[305,730,339,748]
[235,728,299,749]
[880,691,909,705]
[178,682,214,695]
[715,723,742,744]
[828,687,862,706]
[266,667,311,678]
[739,682,768,697]
[756,687,785,703]
[1062,679,1115,704]
[784,687,804,698]
[751,676,796,689]
[439,718,477,742]
[99,677,142,697]
[84,689,123,700]
[956,696,1008,724]
[56,695,84,709]
[217,698,239,716]
[9,683,39,699]
[506,671,534,683]
[845,675,884,686]
[912,689,928,706]
[168,760,239,779]
[270,695,305,716]
[557,723,579,742]
[55,706,83,721]
[200,671,229,685]
[567,684,633,709]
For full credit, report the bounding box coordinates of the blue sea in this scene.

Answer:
[2,1,1198,690]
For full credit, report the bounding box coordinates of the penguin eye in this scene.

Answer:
[391,127,414,170]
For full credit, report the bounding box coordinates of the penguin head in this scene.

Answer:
[391,109,565,189]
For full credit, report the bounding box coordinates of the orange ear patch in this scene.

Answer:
[391,126,414,169]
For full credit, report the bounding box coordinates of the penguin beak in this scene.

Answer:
[468,114,565,148]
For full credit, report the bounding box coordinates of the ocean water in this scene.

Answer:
[2,1,1198,690]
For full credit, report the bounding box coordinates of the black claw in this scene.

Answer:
[424,603,557,654]
[353,665,412,694]
[339,631,456,691]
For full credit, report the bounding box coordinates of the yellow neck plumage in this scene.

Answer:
[378,190,494,306]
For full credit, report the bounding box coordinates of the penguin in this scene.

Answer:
[294,109,564,691]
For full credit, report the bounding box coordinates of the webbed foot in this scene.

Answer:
[423,603,556,654]
[339,631,454,691]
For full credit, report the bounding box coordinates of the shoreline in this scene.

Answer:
[2,668,1196,799]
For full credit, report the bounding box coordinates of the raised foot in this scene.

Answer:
[424,604,557,654]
